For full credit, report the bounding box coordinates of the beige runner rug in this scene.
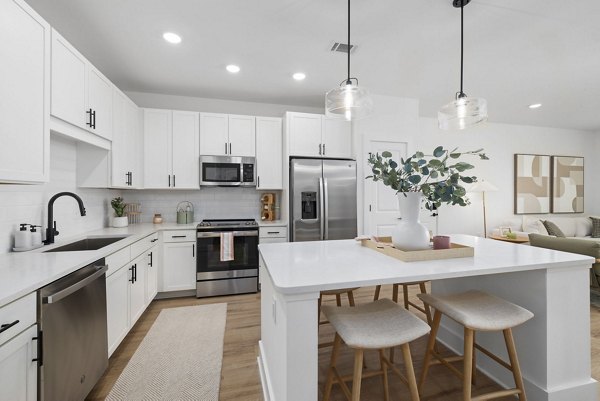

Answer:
[106,303,227,401]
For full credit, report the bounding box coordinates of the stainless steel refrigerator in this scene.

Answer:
[290,158,357,241]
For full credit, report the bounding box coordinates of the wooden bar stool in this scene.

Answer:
[373,282,433,325]
[318,288,359,349]
[322,298,430,401]
[418,290,533,401]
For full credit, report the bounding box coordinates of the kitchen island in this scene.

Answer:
[257,235,597,401]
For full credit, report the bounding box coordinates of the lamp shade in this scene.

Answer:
[325,82,373,121]
[469,180,498,193]
[438,96,488,130]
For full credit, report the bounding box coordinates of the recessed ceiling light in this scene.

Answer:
[528,103,542,109]
[293,72,306,81]
[163,32,182,44]
[226,64,240,73]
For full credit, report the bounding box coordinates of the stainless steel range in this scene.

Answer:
[196,219,259,297]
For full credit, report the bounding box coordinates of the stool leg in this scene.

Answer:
[392,284,399,303]
[318,294,323,324]
[374,285,381,301]
[463,328,475,401]
[419,310,441,390]
[336,293,342,307]
[471,332,477,386]
[402,284,410,310]
[401,343,420,401]
[379,349,390,401]
[323,333,342,401]
[347,290,355,307]
[418,282,433,326]
[503,328,527,401]
[351,349,364,401]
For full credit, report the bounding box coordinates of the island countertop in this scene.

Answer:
[258,234,594,294]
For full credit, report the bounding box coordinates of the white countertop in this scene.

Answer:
[0,223,198,308]
[258,220,287,227]
[258,234,594,294]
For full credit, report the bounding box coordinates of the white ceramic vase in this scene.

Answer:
[112,216,129,228]
[391,192,430,251]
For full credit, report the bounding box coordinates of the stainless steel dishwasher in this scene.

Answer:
[37,259,108,401]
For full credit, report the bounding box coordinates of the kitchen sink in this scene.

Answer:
[43,236,130,253]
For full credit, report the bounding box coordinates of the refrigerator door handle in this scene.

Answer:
[323,177,329,240]
[319,177,325,240]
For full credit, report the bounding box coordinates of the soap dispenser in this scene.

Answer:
[30,225,42,247]
[14,224,32,250]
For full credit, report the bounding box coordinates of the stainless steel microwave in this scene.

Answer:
[199,156,256,187]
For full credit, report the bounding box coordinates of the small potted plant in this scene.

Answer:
[111,197,128,228]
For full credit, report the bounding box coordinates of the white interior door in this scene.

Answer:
[364,140,407,237]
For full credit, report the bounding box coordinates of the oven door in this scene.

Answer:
[196,230,259,279]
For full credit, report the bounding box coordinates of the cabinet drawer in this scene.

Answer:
[259,226,287,238]
[130,232,159,258]
[163,230,196,243]
[105,246,131,277]
[0,293,36,347]
[259,237,287,244]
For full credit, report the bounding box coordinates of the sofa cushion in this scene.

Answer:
[522,216,545,234]
[576,217,593,237]
[529,233,600,259]
[542,220,566,237]
[590,217,600,238]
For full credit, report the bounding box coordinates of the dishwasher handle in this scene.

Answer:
[43,265,108,304]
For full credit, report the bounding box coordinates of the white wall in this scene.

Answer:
[416,117,600,236]
[0,135,120,253]
[126,91,323,117]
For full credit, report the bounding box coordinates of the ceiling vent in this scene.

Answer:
[330,42,356,54]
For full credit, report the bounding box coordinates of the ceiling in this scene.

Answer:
[26,0,600,131]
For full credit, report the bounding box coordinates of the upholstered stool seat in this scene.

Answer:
[418,290,534,401]
[322,299,430,401]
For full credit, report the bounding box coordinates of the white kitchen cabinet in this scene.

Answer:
[111,89,140,188]
[145,245,158,305]
[256,117,283,190]
[162,241,196,292]
[143,108,199,189]
[199,113,255,157]
[129,253,147,327]
[0,325,37,401]
[51,29,113,141]
[106,264,129,357]
[0,0,50,184]
[287,112,352,159]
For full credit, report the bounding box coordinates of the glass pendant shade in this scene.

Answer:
[438,95,487,130]
[325,82,373,121]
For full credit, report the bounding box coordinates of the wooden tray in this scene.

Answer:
[360,236,474,262]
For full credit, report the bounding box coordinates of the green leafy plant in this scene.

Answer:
[367,146,489,211]
[111,197,126,217]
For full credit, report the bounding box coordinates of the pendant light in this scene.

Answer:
[438,0,487,130]
[325,0,373,121]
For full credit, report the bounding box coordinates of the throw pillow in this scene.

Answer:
[590,217,600,238]
[542,220,566,238]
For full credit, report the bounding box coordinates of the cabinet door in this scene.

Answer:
[51,29,87,129]
[125,99,141,188]
[0,0,49,183]
[143,109,172,189]
[200,113,228,156]
[145,246,158,305]
[288,113,322,157]
[110,89,129,187]
[256,117,282,190]
[0,325,37,401]
[228,115,256,157]
[87,66,113,140]
[162,242,196,291]
[106,265,129,357]
[129,254,146,327]
[172,111,199,189]
[322,117,352,158]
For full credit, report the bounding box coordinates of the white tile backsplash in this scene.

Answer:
[0,136,120,254]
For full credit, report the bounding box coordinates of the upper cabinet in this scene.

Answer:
[51,29,112,141]
[200,113,255,157]
[112,89,141,188]
[143,109,199,189]
[256,117,283,190]
[0,0,50,184]
[286,112,352,159]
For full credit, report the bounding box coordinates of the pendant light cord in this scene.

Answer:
[459,0,464,96]
[347,0,351,84]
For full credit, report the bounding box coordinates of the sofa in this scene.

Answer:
[495,215,596,239]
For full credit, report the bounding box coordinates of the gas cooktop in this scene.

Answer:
[197,219,258,229]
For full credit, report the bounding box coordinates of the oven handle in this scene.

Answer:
[197,231,258,238]
[43,265,108,304]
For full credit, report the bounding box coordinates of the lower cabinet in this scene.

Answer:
[0,325,37,401]
[162,241,196,292]
[145,245,158,305]
[128,253,146,327]
[106,265,130,356]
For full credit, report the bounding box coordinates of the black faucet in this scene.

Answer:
[43,192,86,245]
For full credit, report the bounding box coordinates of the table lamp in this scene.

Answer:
[469,180,498,238]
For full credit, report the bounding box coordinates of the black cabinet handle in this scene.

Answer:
[173,175,176,187]
[32,332,43,366]
[168,175,171,187]
[172,235,186,238]
[257,176,260,188]
[134,264,137,283]
[129,266,135,283]
[0,320,19,334]
[319,144,322,155]
[92,110,96,129]
[148,252,153,267]
[229,143,232,154]
[224,142,228,154]
[86,108,93,127]
[323,143,326,155]
[267,231,279,234]
[192,244,195,258]
[151,238,158,243]
[130,172,133,186]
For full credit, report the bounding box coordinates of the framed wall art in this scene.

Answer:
[514,154,551,214]
[551,156,584,213]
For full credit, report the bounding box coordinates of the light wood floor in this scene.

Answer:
[87,285,600,401]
